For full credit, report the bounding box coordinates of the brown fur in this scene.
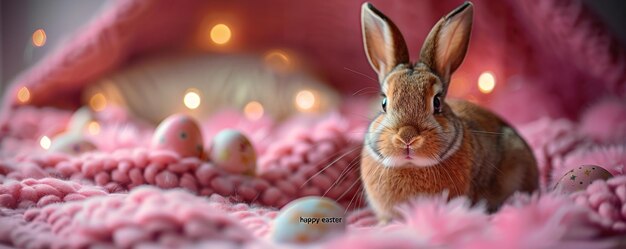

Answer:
[360,2,539,221]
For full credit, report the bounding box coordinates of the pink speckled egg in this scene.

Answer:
[209,129,256,175]
[271,197,346,244]
[151,114,204,158]
[554,165,613,194]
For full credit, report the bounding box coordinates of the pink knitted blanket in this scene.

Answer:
[2,0,626,247]
[1,102,626,248]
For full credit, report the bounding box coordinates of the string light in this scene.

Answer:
[295,90,316,111]
[210,24,232,45]
[87,121,101,135]
[40,136,51,150]
[244,101,264,120]
[89,93,107,112]
[17,87,31,103]
[32,29,47,47]
[183,88,201,110]
[478,72,496,94]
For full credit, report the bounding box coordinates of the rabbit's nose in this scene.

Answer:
[393,126,420,147]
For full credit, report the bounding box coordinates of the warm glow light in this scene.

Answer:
[87,121,101,135]
[295,90,316,110]
[89,93,107,112]
[244,101,264,120]
[17,87,31,103]
[184,88,201,110]
[478,72,496,94]
[32,29,47,47]
[264,50,291,70]
[40,136,51,150]
[210,24,231,45]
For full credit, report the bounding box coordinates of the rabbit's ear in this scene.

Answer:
[361,3,409,82]
[420,2,473,83]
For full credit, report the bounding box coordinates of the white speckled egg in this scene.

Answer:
[151,114,204,158]
[50,133,97,155]
[210,129,256,175]
[555,165,613,194]
[271,197,346,244]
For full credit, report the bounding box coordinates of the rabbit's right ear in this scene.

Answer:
[419,2,473,84]
[361,3,409,82]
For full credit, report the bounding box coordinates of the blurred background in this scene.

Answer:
[1,0,625,93]
[1,0,108,96]
[1,0,625,125]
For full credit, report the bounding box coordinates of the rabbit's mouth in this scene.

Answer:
[405,146,412,159]
[381,154,441,168]
[379,129,464,168]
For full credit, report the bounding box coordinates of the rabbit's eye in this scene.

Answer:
[433,94,442,114]
[381,97,387,112]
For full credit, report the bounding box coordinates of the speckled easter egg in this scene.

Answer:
[555,165,613,194]
[50,133,97,155]
[210,129,256,175]
[151,114,204,158]
[271,197,346,244]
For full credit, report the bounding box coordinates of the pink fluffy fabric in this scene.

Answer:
[491,78,568,125]
[579,98,626,143]
[1,104,626,248]
[340,193,610,249]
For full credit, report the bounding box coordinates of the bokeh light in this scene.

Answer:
[87,121,101,135]
[210,24,232,45]
[32,29,47,47]
[295,90,316,111]
[184,88,202,110]
[17,87,31,103]
[40,136,51,150]
[478,72,496,94]
[244,101,264,120]
[89,93,107,112]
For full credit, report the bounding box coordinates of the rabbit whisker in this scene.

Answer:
[344,185,365,214]
[441,164,460,196]
[344,186,367,215]
[336,172,362,201]
[352,86,381,96]
[344,67,378,82]
[468,130,504,135]
[301,145,363,188]
[342,111,382,120]
[324,153,362,196]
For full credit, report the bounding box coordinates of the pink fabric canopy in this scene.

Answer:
[3,0,625,124]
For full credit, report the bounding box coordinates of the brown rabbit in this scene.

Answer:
[359,2,538,222]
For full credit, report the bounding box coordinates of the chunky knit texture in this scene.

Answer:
[1,103,626,248]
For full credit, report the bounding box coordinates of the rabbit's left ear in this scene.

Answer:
[361,3,410,82]
[420,2,473,83]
